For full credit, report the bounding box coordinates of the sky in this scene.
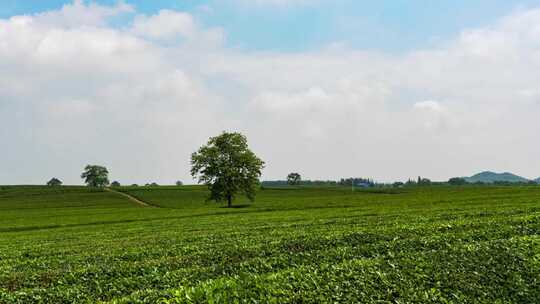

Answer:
[1,0,540,185]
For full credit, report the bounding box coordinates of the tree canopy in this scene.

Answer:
[191,132,265,208]
[448,177,468,185]
[287,173,302,186]
[47,178,62,187]
[81,165,110,187]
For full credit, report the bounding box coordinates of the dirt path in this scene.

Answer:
[104,188,157,208]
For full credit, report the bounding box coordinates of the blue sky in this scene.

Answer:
[3,0,540,52]
[2,1,540,184]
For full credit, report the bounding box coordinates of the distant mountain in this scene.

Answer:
[465,171,530,183]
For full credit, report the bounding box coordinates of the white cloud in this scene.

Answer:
[414,100,445,113]
[131,10,197,40]
[34,0,133,28]
[1,2,540,184]
[413,100,457,132]
[130,9,225,46]
[253,87,331,112]
[233,0,318,8]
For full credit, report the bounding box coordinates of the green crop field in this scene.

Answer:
[0,185,539,303]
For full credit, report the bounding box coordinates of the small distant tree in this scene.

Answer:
[81,165,109,187]
[176,181,183,186]
[393,181,404,188]
[448,177,468,186]
[287,173,302,186]
[47,178,62,187]
[131,184,139,187]
[110,181,121,187]
[191,132,265,208]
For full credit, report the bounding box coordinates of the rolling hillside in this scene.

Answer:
[465,171,530,183]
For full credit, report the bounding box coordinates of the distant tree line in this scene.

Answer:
[46,164,539,191]
[403,176,432,186]
[39,132,264,209]
[263,177,378,188]
[262,180,339,187]
[46,165,185,188]
[448,177,468,185]
[339,178,376,187]
[41,131,539,210]
[263,174,540,189]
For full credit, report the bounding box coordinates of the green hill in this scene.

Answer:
[465,171,530,183]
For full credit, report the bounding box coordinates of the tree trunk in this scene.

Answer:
[227,194,232,208]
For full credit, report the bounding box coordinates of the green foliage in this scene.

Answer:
[448,177,468,185]
[417,176,432,186]
[339,178,375,187]
[176,181,183,186]
[286,173,301,186]
[191,132,264,207]
[262,180,338,187]
[111,181,121,187]
[1,186,540,303]
[46,177,62,187]
[81,165,110,187]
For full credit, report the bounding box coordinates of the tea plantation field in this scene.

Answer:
[0,185,539,303]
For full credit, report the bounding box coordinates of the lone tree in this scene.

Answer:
[287,173,302,186]
[176,180,183,186]
[47,178,62,187]
[191,132,265,208]
[81,165,110,187]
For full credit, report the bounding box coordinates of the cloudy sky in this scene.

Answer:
[2,0,540,185]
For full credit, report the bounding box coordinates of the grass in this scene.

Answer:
[0,185,539,303]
